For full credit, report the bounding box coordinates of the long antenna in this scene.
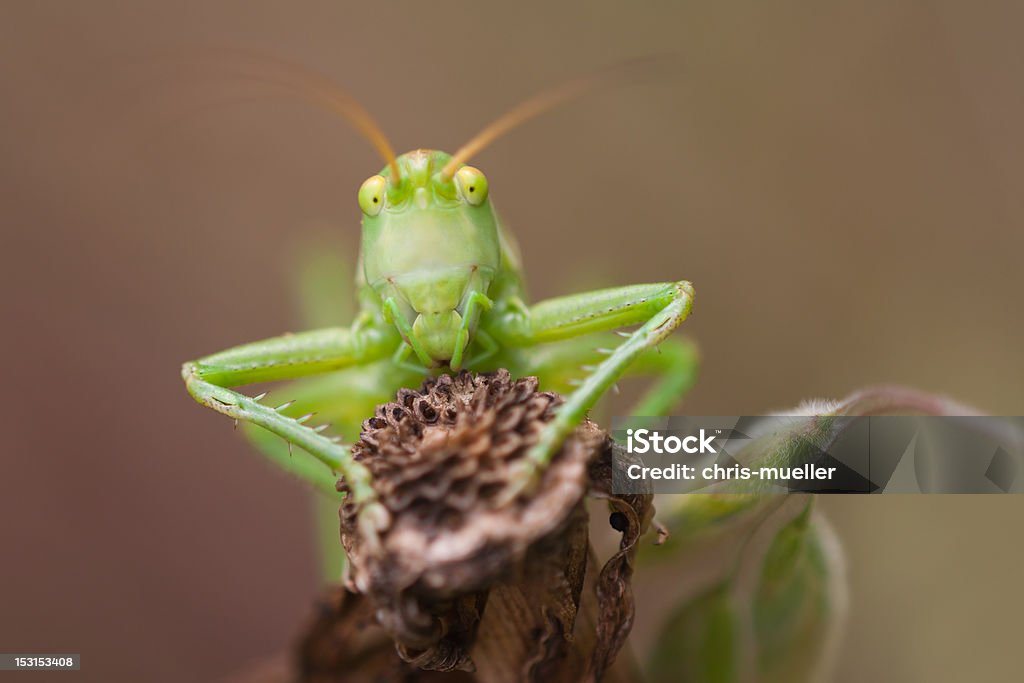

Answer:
[440,56,673,179]
[179,48,400,180]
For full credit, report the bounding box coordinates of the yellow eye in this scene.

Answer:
[455,166,488,206]
[358,175,387,216]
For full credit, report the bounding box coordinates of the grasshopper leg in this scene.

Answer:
[487,281,695,490]
[450,291,493,370]
[182,368,371,499]
[238,360,420,580]
[624,336,700,416]
[182,323,401,506]
[382,297,434,367]
[464,328,501,369]
[524,334,700,417]
[237,361,421,491]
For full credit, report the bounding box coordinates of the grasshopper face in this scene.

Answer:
[358,149,501,365]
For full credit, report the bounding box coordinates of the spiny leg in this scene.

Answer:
[624,336,700,416]
[183,372,362,495]
[522,334,700,416]
[488,281,695,486]
[239,360,419,580]
[182,323,400,504]
[237,360,420,489]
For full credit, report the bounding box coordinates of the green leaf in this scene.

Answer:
[650,581,740,683]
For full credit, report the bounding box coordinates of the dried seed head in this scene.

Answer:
[337,369,606,672]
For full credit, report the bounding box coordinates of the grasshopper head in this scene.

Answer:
[358,150,501,365]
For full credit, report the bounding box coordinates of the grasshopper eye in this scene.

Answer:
[455,166,488,206]
[358,175,387,216]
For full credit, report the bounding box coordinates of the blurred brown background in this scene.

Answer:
[1,2,1022,681]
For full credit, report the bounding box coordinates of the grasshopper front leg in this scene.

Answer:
[237,360,420,580]
[523,334,700,417]
[489,281,695,485]
[182,323,400,505]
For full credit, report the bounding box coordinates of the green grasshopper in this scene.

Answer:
[181,62,698,537]
[178,61,863,682]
